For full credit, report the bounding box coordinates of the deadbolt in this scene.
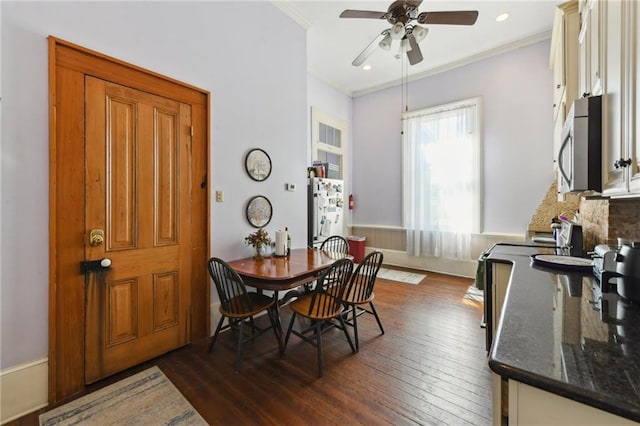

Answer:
[89,229,105,247]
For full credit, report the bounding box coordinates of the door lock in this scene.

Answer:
[80,258,112,274]
[89,229,105,247]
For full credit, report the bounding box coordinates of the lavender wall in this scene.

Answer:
[352,40,554,234]
[1,1,306,370]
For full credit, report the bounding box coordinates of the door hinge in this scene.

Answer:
[190,126,194,137]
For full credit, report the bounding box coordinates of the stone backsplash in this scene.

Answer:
[579,196,640,250]
[527,181,581,233]
[528,181,640,252]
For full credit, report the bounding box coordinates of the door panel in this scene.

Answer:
[84,76,192,383]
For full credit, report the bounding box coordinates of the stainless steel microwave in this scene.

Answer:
[558,95,602,194]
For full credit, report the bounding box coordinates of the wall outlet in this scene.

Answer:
[285,183,296,191]
[215,190,224,202]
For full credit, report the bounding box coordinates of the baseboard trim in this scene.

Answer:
[370,248,478,278]
[1,358,49,424]
[210,302,222,332]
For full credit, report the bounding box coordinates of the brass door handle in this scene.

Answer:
[89,229,105,247]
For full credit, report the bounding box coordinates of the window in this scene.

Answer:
[311,107,348,180]
[402,97,482,259]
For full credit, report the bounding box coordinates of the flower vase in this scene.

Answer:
[254,244,266,261]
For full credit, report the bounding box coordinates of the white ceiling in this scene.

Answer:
[275,1,558,96]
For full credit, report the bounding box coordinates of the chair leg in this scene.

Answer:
[370,302,385,335]
[338,314,356,353]
[234,318,246,373]
[351,305,359,351]
[283,312,297,352]
[267,307,280,342]
[208,316,226,353]
[315,321,324,377]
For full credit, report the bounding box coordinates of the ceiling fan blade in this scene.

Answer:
[340,9,387,19]
[352,33,384,66]
[387,0,423,12]
[417,10,479,25]
[406,34,424,65]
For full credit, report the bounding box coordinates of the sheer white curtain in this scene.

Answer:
[402,98,481,260]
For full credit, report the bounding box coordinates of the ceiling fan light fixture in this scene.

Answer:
[411,25,429,43]
[390,22,406,40]
[379,33,393,50]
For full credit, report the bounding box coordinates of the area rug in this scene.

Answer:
[464,284,484,302]
[39,366,206,425]
[376,267,426,285]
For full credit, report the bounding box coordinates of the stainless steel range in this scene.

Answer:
[591,244,619,292]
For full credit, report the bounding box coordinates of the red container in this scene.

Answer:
[347,236,366,263]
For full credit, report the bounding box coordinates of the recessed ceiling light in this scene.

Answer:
[363,64,372,71]
[496,12,510,22]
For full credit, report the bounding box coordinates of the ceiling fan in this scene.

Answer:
[340,0,479,66]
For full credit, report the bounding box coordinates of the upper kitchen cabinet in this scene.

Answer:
[628,1,640,194]
[550,0,580,164]
[601,0,640,195]
[578,0,602,97]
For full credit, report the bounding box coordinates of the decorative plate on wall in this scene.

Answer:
[245,148,272,182]
[246,195,273,228]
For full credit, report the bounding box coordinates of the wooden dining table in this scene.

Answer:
[226,247,349,351]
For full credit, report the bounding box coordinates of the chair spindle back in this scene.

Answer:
[347,251,383,303]
[319,235,349,255]
[207,257,253,315]
[307,258,353,318]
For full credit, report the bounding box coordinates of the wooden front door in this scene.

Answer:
[83,77,192,383]
[50,37,209,401]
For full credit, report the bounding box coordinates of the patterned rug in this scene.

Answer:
[464,284,484,302]
[39,366,206,425]
[376,267,426,285]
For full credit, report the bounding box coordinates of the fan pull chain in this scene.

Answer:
[404,60,409,112]
[400,56,408,136]
[401,55,409,113]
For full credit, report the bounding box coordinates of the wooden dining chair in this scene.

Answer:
[319,235,350,255]
[342,251,385,351]
[294,235,350,298]
[207,257,278,372]
[284,257,356,377]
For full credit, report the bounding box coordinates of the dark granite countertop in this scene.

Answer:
[487,243,640,422]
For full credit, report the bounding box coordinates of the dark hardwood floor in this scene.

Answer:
[12,269,491,425]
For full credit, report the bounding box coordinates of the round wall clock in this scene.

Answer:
[246,195,273,228]
[245,148,272,182]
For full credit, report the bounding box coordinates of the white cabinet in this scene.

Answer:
[491,262,512,338]
[492,373,507,426]
[570,0,640,196]
[578,0,602,97]
[507,380,637,425]
[601,0,626,193]
[489,261,512,426]
[550,1,580,167]
[601,0,640,195]
[627,0,640,193]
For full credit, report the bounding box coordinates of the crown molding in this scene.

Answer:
[351,31,552,98]
[271,1,312,29]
